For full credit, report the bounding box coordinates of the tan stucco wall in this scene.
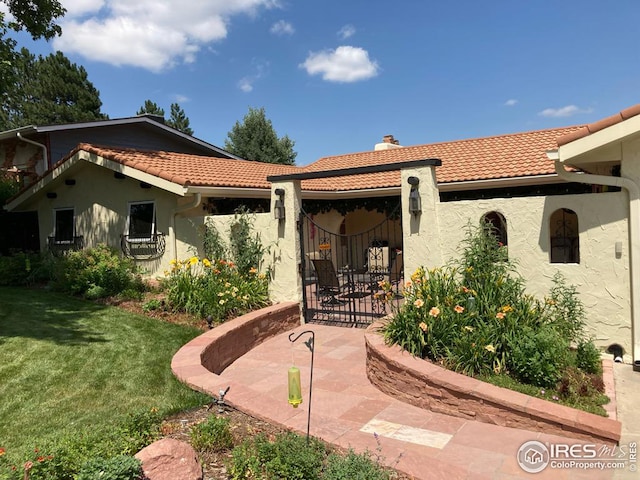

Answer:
[19,162,181,277]
[436,192,631,351]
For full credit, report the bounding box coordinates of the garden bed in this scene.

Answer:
[365,321,621,445]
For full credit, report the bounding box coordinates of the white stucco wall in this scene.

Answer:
[436,192,631,351]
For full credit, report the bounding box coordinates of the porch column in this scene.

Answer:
[401,165,443,278]
[269,179,303,308]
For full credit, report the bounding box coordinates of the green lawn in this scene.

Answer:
[0,287,208,460]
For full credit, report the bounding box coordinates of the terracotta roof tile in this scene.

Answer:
[302,126,584,189]
[71,143,299,189]
[556,104,640,146]
[58,126,584,195]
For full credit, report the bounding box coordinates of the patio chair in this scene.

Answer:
[311,258,346,305]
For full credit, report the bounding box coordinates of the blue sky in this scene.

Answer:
[7,0,640,165]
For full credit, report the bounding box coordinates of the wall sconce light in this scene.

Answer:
[274,188,285,220]
[64,178,76,186]
[407,176,421,215]
[46,192,57,199]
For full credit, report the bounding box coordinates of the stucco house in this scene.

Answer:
[3,104,640,367]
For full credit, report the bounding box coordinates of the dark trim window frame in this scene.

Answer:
[481,211,508,247]
[126,201,156,242]
[53,208,75,244]
[550,208,580,264]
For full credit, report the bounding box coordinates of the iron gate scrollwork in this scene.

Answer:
[299,204,404,327]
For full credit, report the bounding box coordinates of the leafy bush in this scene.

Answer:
[77,455,143,480]
[163,256,269,323]
[576,340,603,375]
[51,244,145,299]
[323,449,391,480]
[508,325,570,388]
[381,222,595,392]
[228,433,327,480]
[0,252,43,286]
[189,415,233,452]
[228,207,268,275]
[119,407,163,455]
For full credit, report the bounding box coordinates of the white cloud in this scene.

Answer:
[237,59,269,93]
[53,0,280,72]
[504,99,518,107]
[300,46,379,83]
[538,105,594,118]
[338,24,356,40]
[270,20,294,35]
[173,94,190,103]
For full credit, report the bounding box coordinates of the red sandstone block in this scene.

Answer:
[525,397,577,428]
[575,410,621,443]
[472,381,529,413]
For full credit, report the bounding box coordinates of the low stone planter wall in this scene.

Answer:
[172,302,300,395]
[365,322,621,445]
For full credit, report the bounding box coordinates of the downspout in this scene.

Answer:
[171,193,202,261]
[16,132,48,173]
[553,157,640,365]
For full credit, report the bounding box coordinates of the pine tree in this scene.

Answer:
[167,103,193,135]
[225,107,297,165]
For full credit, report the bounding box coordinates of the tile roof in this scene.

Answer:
[70,143,299,189]
[302,126,584,190]
[557,104,640,146]
[62,126,583,194]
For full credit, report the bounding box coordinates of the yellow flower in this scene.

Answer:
[224,282,231,288]
[496,312,505,320]
[203,258,211,268]
[501,305,513,313]
[485,344,496,353]
[219,299,226,305]
[454,305,464,314]
[464,326,474,332]
[419,322,428,332]
[429,306,440,317]
[169,259,177,265]
[414,298,424,308]
[249,267,258,274]
[189,256,198,265]
[0,447,5,456]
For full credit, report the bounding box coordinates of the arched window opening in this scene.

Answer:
[550,208,579,264]
[482,211,508,247]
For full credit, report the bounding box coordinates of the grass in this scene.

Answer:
[0,286,209,460]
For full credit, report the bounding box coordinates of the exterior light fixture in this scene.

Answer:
[64,178,76,186]
[407,176,421,215]
[274,188,285,220]
[46,192,57,199]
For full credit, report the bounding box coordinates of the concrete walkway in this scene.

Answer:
[216,324,630,480]
[613,363,640,480]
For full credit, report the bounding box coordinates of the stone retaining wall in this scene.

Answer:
[365,322,621,445]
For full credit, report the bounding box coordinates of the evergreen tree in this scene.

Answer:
[167,103,193,135]
[1,49,106,129]
[224,107,297,165]
[136,100,165,117]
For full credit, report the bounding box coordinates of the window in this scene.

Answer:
[550,208,579,263]
[53,208,74,244]
[127,201,156,241]
[481,211,508,247]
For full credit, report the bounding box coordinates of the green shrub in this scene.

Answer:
[228,433,326,480]
[228,207,268,275]
[189,415,233,452]
[508,325,570,388]
[545,272,586,343]
[76,455,143,480]
[576,340,603,375]
[323,449,391,480]
[142,298,163,312]
[51,244,145,299]
[119,407,163,455]
[0,252,43,286]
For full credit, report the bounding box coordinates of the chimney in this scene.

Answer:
[375,134,402,151]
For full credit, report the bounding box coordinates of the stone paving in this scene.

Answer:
[217,324,626,479]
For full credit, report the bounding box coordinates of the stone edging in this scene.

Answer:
[171,302,300,402]
[364,321,622,445]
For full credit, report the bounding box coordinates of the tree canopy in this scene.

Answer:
[1,49,106,129]
[136,100,193,135]
[224,107,296,165]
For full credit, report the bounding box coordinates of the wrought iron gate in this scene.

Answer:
[299,204,404,327]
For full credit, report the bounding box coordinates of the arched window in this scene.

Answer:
[482,211,508,247]
[550,208,579,263]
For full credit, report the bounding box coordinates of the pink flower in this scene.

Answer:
[454,305,464,314]
[496,312,505,320]
[429,307,440,317]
